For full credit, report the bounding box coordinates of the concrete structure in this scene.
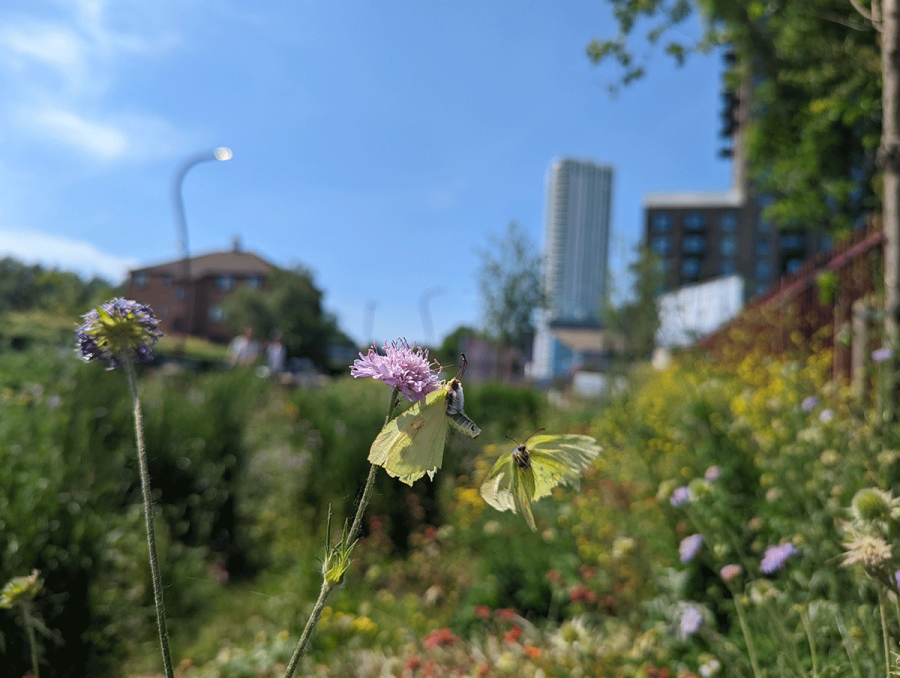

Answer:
[655,274,744,348]
[125,244,274,343]
[532,158,613,381]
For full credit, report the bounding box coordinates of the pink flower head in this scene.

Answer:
[704,465,721,482]
[720,564,743,582]
[350,338,441,402]
[670,486,691,508]
[873,347,894,364]
[423,626,458,648]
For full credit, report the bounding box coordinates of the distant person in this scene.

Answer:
[227,326,259,366]
[265,330,287,374]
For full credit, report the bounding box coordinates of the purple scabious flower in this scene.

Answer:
[77,298,162,370]
[704,465,721,482]
[679,534,704,564]
[801,395,819,412]
[819,408,834,423]
[350,338,441,402]
[873,347,894,364]
[679,605,703,637]
[760,542,799,574]
[670,485,691,508]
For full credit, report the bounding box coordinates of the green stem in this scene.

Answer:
[282,386,401,678]
[880,585,892,678]
[733,594,763,678]
[125,360,175,678]
[800,608,819,678]
[22,605,40,678]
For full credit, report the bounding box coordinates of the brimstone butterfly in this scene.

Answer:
[480,432,601,530]
[368,356,481,485]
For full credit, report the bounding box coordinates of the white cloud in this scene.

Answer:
[0,24,87,83]
[0,229,137,282]
[26,107,130,158]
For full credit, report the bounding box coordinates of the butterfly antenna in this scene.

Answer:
[458,352,468,380]
[523,428,546,445]
[504,434,522,446]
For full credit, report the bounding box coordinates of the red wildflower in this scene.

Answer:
[579,564,597,580]
[545,569,563,584]
[568,583,598,604]
[424,627,459,648]
[523,644,541,659]
[404,654,423,671]
[495,607,518,621]
[473,605,491,620]
[424,525,438,540]
[647,666,671,678]
[477,665,490,677]
[504,625,523,644]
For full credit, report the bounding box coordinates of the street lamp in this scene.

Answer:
[170,147,232,336]
[419,286,446,345]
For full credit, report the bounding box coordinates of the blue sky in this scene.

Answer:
[0,1,732,346]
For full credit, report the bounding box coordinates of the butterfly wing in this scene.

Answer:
[526,434,601,500]
[479,451,538,530]
[368,387,449,485]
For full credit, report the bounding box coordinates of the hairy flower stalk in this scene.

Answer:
[285,339,436,677]
[77,300,173,678]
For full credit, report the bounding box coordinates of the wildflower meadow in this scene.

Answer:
[3,302,900,677]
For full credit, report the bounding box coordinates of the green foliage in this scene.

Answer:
[603,246,664,361]
[0,257,116,314]
[477,222,544,352]
[588,0,882,234]
[222,265,351,371]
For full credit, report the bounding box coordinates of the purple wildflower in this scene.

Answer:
[670,486,691,508]
[719,564,743,582]
[679,605,703,637]
[679,534,704,564]
[704,465,721,482]
[801,396,819,412]
[872,347,894,364]
[760,543,799,574]
[819,408,834,423]
[350,338,441,402]
[77,298,162,370]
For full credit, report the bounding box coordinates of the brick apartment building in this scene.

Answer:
[125,245,274,343]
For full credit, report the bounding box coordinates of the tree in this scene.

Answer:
[588,0,882,235]
[603,247,665,361]
[222,265,350,371]
[477,222,544,352]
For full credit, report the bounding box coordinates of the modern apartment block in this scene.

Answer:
[644,190,829,299]
[532,158,613,381]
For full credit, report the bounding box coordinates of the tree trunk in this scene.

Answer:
[882,0,900,417]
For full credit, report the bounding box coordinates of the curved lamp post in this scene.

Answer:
[170,147,232,336]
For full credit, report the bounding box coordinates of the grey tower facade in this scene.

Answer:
[532,158,613,381]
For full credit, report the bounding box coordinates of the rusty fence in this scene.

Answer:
[696,225,885,380]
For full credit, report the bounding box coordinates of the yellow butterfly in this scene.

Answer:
[368,360,481,485]
[480,432,601,530]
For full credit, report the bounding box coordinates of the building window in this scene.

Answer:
[651,236,671,255]
[216,274,236,292]
[756,237,770,256]
[682,235,705,254]
[160,274,172,287]
[681,258,701,279]
[208,305,226,322]
[785,258,803,275]
[174,286,186,301]
[651,214,672,233]
[720,260,735,275]
[720,235,737,256]
[721,213,737,232]
[246,275,265,289]
[133,273,149,289]
[781,234,804,251]
[684,213,706,231]
[756,260,771,280]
